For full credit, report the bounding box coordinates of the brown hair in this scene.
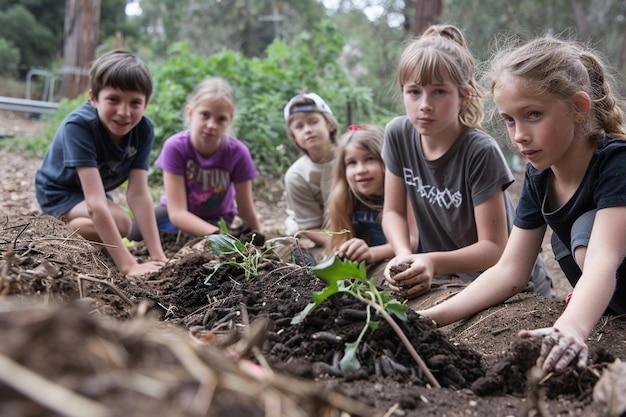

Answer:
[326,125,385,253]
[395,24,484,129]
[185,77,236,123]
[90,50,153,101]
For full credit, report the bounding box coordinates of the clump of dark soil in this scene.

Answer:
[127,238,485,390]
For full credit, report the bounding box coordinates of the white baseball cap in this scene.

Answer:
[283,92,333,121]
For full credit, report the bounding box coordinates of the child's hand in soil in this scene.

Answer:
[337,238,371,263]
[518,325,589,372]
[124,260,166,277]
[384,255,434,298]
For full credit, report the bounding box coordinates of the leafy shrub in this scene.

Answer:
[0,38,20,77]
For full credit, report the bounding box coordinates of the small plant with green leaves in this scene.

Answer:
[292,255,440,387]
[204,220,273,284]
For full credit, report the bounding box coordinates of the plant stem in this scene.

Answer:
[357,293,441,388]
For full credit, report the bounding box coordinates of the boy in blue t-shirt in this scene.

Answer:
[35,50,166,276]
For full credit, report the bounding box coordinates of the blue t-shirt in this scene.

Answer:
[352,201,386,247]
[515,135,626,314]
[35,101,154,216]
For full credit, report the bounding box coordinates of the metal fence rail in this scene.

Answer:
[0,96,60,115]
[0,69,60,115]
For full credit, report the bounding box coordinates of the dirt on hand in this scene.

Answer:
[0,112,625,417]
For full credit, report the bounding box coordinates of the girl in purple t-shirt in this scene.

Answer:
[154,78,261,237]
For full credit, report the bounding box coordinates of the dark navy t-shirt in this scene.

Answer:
[515,135,626,314]
[35,101,154,216]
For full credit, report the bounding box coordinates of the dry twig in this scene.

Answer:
[0,351,113,417]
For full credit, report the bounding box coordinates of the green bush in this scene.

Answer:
[0,38,20,77]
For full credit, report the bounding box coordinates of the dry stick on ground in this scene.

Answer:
[150,331,379,417]
[357,291,441,388]
[449,305,508,342]
[76,273,134,307]
[0,351,113,417]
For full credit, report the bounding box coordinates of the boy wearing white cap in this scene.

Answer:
[283,92,339,248]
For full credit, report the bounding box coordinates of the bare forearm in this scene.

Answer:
[237,204,261,231]
[383,212,412,257]
[426,239,504,277]
[89,203,136,273]
[128,195,165,261]
[368,243,395,264]
[168,210,219,236]
[555,267,616,337]
[419,265,522,326]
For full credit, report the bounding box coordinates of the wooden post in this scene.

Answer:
[61,0,101,100]
[411,0,442,37]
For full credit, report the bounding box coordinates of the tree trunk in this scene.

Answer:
[570,0,591,41]
[412,0,442,37]
[62,0,101,99]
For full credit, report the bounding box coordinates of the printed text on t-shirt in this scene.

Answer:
[186,160,229,206]
[403,167,462,208]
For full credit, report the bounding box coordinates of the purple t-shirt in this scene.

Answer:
[155,130,259,225]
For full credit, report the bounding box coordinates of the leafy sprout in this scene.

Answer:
[204,220,273,284]
[292,256,407,372]
[292,255,440,387]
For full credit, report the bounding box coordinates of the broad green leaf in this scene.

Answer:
[310,256,367,283]
[208,234,245,254]
[293,254,409,375]
[385,299,408,321]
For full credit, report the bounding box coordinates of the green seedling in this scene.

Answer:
[205,220,272,284]
[292,255,440,387]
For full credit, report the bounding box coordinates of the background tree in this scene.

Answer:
[328,0,414,114]
[411,0,442,36]
[0,0,129,77]
[62,0,101,99]
[131,0,326,59]
[0,0,64,74]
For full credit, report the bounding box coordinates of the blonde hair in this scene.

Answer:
[326,125,385,253]
[186,77,236,116]
[285,95,339,155]
[422,24,469,48]
[487,36,626,143]
[395,25,484,129]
